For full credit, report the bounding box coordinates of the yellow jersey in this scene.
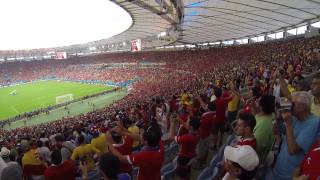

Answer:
[91,133,107,154]
[228,94,239,112]
[128,125,140,148]
[71,144,100,170]
[22,149,42,167]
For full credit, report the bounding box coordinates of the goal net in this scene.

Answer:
[56,94,74,104]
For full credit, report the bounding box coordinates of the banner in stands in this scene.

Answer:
[131,39,142,52]
[55,52,67,59]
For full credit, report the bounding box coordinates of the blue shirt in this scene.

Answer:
[273,114,320,180]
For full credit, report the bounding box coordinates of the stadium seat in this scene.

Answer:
[225,134,236,145]
[164,143,179,164]
[161,162,176,180]
[197,166,219,180]
[132,167,139,178]
[161,162,174,175]
[118,173,131,180]
[209,154,220,168]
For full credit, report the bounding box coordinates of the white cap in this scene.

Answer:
[224,145,259,171]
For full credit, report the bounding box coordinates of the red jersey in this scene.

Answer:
[114,136,133,174]
[237,138,256,149]
[175,133,199,158]
[127,142,164,180]
[199,111,216,139]
[169,99,179,112]
[300,140,320,180]
[222,91,230,98]
[179,113,189,123]
[44,160,76,180]
[178,113,190,136]
[215,97,231,123]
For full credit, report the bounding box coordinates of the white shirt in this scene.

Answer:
[273,83,280,100]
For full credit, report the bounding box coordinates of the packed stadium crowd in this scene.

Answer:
[0,36,320,180]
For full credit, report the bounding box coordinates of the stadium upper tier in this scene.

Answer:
[0,0,320,57]
[0,36,319,88]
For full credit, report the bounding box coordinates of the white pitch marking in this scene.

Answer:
[10,106,19,113]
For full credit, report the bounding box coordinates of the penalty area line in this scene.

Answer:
[10,106,20,114]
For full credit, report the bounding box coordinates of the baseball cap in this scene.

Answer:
[224,145,259,171]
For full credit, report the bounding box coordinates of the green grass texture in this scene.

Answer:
[4,90,127,129]
[0,80,114,120]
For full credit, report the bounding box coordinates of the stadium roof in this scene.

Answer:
[103,0,173,44]
[177,0,320,43]
[1,0,320,56]
[86,0,320,47]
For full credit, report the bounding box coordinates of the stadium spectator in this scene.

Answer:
[234,112,256,149]
[273,91,320,180]
[44,149,76,180]
[1,147,11,163]
[292,138,320,180]
[311,73,320,116]
[227,85,241,127]
[90,126,108,155]
[0,159,23,180]
[253,95,275,163]
[169,115,200,179]
[212,87,232,149]
[21,139,42,167]
[80,153,125,180]
[107,123,164,180]
[107,129,133,174]
[194,103,216,168]
[222,145,259,180]
[127,118,140,151]
[54,134,75,162]
[37,140,51,164]
[71,134,100,171]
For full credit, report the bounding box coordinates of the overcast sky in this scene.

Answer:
[0,0,132,50]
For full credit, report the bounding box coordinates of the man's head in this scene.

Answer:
[258,95,275,115]
[90,126,100,138]
[54,134,65,147]
[142,123,162,147]
[110,131,122,144]
[20,140,30,152]
[235,112,256,137]
[188,116,200,132]
[291,91,311,118]
[250,87,261,99]
[223,145,259,180]
[99,153,120,180]
[51,149,62,166]
[311,73,320,97]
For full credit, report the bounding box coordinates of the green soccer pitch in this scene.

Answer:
[0,80,114,120]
